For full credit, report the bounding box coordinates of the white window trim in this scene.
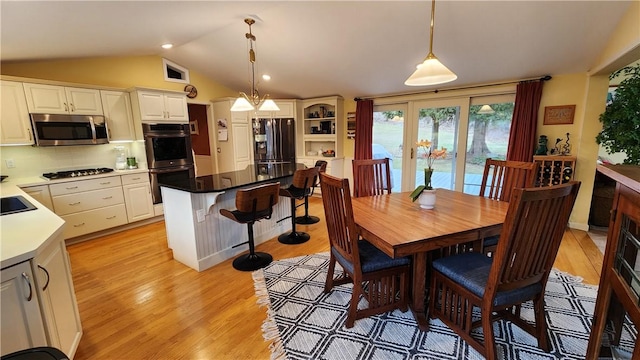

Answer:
[163,58,190,84]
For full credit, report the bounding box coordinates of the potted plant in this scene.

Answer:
[409,139,447,208]
[596,63,640,165]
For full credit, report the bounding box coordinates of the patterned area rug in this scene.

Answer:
[251,252,625,360]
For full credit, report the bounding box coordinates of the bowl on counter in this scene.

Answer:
[322,150,336,157]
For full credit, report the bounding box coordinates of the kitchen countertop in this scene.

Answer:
[159,162,304,193]
[0,168,149,269]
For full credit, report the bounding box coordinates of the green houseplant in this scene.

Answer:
[409,139,447,202]
[596,63,640,165]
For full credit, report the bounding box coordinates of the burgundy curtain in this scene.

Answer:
[354,99,373,160]
[506,80,544,162]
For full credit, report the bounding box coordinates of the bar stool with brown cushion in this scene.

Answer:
[278,167,318,244]
[219,182,280,271]
[295,160,328,225]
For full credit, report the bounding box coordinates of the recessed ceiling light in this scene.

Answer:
[262,74,271,81]
[161,43,173,49]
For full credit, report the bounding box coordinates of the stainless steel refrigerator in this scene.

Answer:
[253,118,296,165]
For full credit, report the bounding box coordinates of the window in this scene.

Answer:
[163,58,190,84]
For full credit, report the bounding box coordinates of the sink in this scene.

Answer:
[1,195,37,216]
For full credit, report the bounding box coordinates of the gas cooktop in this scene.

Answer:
[43,168,114,180]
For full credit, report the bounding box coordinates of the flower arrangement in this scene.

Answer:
[409,139,447,202]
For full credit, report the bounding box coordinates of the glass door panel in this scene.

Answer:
[463,96,515,195]
[413,102,461,190]
[373,104,406,192]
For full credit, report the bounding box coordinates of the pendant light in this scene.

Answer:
[477,105,495,114]
[231,18,280,112]
[405,0,457,86]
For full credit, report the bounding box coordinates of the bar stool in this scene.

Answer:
[278,167,318,244]
[295,160,328,225]
[219,182,280,271]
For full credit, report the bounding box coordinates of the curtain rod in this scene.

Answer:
[354,75,552,101]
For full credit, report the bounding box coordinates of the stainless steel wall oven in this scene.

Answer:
[143,123,195,203]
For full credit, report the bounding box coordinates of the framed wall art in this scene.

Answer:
[543,105,576,125]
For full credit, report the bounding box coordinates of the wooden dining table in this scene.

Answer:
[351,189,510,330]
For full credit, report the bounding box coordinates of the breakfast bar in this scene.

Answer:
[159,162,303,272]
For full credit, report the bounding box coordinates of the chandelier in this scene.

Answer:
[231,18,280,112]
[404,0,457,86]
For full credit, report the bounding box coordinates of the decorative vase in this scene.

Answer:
[418,189,436,209]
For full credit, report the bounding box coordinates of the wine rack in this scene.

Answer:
[533,155,576,187]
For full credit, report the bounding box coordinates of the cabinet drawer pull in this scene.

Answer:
[69,202,81,206]
[100,182,111,185]
[64,103,69,112]
[132,177,141,180]
[21,272,33,301]
[66,186,78,190]
[106,216,116,220]
[102,196,113,200]
[73,223,85,228]
[38,265,50,291]
[70,103,76,112]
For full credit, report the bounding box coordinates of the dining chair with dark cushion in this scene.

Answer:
[352,158,392,198]
[320,172,410,328]
[428,181,580,360]
[278,167,318,244]
[219,182,280,271]
[295,160,328,225]
[478,158,539,254]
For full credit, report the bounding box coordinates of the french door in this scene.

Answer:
[372,104,407,192]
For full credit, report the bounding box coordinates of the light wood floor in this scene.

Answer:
[67,197,603,360]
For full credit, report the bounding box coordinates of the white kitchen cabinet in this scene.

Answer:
[50,176,127,239]
[253,100,297,118]
[232,122,252,171]
[0,261,48,356]
[33,234,82,358]
[23,83,103,115]
[21,185,54,211]
[121,173,154,222]
[0,80,34,145]
[101,90,135,141]
[297,156,344,194]
[130,89,188,123]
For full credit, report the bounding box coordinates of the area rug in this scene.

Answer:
[252,252,633,360]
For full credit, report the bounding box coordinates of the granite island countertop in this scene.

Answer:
[159,162,305,193]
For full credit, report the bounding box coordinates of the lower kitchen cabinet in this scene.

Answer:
[122,173,154,222]
[1,261,48,356]
[21,185,54,211]
[1,233,82,358]
[33,234,83,358]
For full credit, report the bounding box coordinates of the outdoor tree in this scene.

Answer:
[596,63,640,165]
[467,103,515,159]
[418,107,456,149]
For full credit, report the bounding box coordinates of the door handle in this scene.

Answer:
[411,147,414,159]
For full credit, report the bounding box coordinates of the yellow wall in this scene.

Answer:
[0,55,237,101]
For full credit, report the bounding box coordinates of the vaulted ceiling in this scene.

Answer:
[0,1,633,99]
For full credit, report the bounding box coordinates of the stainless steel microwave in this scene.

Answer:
[30,114,109,146]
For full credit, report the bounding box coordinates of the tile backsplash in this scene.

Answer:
[0,142,146,178]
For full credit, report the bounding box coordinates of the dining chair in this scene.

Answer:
[219,182,280,271]
[278,167,318,244]
[428,181,581,360]
[352,158,392,198]
[320,172,410,328]
[478,158,539,254]
[295,160,328,225]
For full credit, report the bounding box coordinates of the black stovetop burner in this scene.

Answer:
[43,168,114,180]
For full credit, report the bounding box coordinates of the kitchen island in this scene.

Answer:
[159,162,304,271]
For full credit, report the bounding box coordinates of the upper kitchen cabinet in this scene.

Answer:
[253,100,297,118]
[299,96,343,159]
[100,90,135,141]
[0,80,34,145]
[129,88,188,124]
[23,83,103,115]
